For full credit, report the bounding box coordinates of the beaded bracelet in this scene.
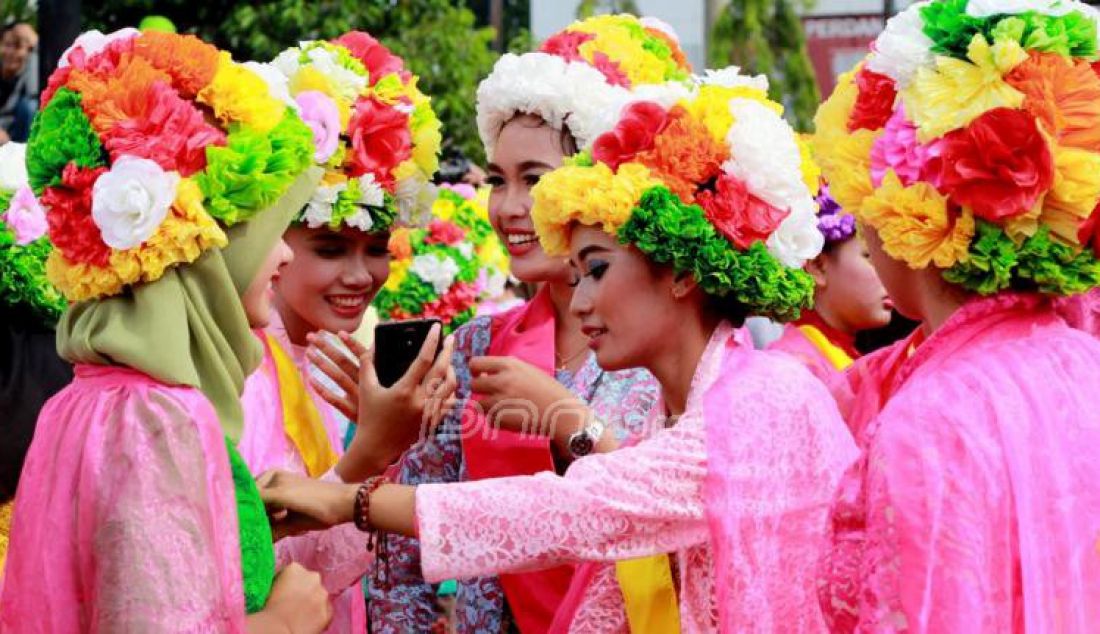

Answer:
[354,476,393,588]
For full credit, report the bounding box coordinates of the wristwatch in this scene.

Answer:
[567,418,606,459]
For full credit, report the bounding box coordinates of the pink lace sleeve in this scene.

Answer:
[415,413,709,583]
[274,468,374,594]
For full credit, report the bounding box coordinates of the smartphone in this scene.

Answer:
[373,318,443,388]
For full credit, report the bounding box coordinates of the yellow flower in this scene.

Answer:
[1040,143,1100,244]
[859,170,974,269]
[902,33,1027,142]
[411,112,443,177]
[813,69,878,213]
[531,161,658,256]
[199,52,285,133]
[682,84,778,143]
[48,179,228,301]
[432,197,457,222]
[796,134,822,194]
[385,258,410,291]
[572,14,669,85]
[290,66,353,127]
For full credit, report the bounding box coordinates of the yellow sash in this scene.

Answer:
[798,325,855,371]
[615,555,681,633]
[266,333,340,478]
[0,499,11,574]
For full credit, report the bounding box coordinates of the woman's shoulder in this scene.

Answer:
[57,365,219,427]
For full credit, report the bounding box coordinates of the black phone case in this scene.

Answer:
[373,318,443,388]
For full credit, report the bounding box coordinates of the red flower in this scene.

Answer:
[539,30,594,63]
[589,51,631,87]
[425,220,466,246]
[43,36,136,105]
[104,81,226,176]
[333,32,406,86]
[345,96,412,187]
[848,67,897,132]
[424,281,479,324]
[697,173,790,250]
[928,107,1054,222]
[41,164,112,266]
[592,101,670,170]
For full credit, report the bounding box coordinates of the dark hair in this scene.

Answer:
[705,291,750,327]
[502,112,578,157]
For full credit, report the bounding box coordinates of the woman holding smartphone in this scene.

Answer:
[260,69,858,632]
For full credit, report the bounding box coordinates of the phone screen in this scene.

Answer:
[373,319,443,388]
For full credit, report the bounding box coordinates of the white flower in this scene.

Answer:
[301,182,347,228]
[457,242,475,258]
[723,98,809,212]
[966,0,1079,17]
[410,253,459,294]
[395,173,437,227]
[91,156,179,250]
[242,61,297,109]
[305,45,367,103]
[699,67,769,93]
[0,142,28,192]
[357,174,386,208]
[476,52,635,159]
[345,209,375,233]
[58,28,139,69]
[766,198,824,268]
[865,2,934,88]
[272,47,304,79]
[639,16,681,43]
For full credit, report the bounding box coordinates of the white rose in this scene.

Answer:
[59,28,140,69]
[301,182,347,228]
[865,2,934,88]
[272,47,304,79]
[0,142,28,192]
[410,253,460,294]
[724,98,808,211]
[966,0,1078,17]
[396,173,437,227]
[766,199,824,268]
[91,156,179,250]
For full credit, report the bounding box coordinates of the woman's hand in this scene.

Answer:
[247,562,332,634]
[306,331,366,422]
[468,357,588,449]
[258,470,359,540]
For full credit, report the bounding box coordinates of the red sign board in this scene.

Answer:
[803,14,885,98]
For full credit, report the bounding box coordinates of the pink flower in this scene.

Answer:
[425,220,465,245]
[332,32,407,86]
[539,30,594,63]
[441,182,477,200]
[4,185,48,245]
[295,91,341,163]
[869,105,936,188]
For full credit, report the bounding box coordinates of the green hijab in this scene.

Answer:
[57,167,322,440]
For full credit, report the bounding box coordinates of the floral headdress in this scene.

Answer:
[814,0,1100,296]
[266,32,442,233]
[30,28,316,302]
[477,14,693,160]
[532,70,823,322]
[0,143,65,321]
[373,185,510,333]
[815,182,857,244]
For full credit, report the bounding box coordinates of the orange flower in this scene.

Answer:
[633,106,726,202]
[1006,52,1100,153]
[133,32,219,98]
[389,229,413,260]
[68,53,170,133]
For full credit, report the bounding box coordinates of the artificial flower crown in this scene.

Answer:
[532,70,823,322]
[476,14,693,160]
[373,185,510,333]
[815,181,858,245]
[29,28,316,302]
[815,0,1100,296]
[267,32,442,233]
[0,142,65,321]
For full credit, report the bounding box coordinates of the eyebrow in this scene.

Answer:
[576,245,609,262]
[308,233,348,244]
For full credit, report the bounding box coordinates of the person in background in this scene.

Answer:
[0,22,37,144]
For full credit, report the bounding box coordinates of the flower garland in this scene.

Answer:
[0,142,65,322]
[28,29,316,302]
[476,14,694,160]
[372,186,510,332]
[814,0,1100,296]
[532,71,821,322]
[264,33,442,233]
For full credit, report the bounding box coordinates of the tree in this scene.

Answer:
[576,0,640,18]
[83,0,500,163]
[1,0,35,24]
[709,0,820,131]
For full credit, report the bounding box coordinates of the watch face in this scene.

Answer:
[569,433,595,457]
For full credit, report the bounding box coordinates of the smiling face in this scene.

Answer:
[486,114,573,285]
[242,237,294,328]
[811,236,893,334]
[567,225,684,371]
[273,224,391,343]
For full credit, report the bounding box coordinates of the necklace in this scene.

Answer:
[554,342,589,371]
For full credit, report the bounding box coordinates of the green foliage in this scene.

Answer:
[576,0,640,19]
[0,0,34,25]
[709,0,820,131]
[83,0,501,164]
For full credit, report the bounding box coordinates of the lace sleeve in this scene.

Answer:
[91,390,245,631]
[415,412,709,583]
